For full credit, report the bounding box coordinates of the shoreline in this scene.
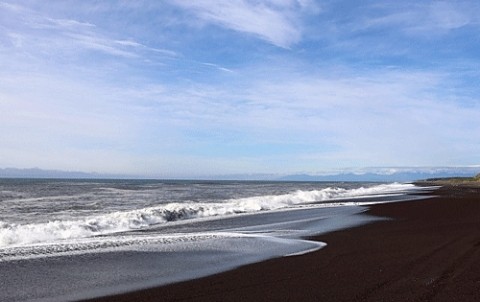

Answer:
[82,184,480,301]
[0,182,422,302]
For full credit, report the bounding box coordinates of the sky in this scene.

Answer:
[1,0,479,178]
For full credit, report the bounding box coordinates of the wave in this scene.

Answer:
[0,183,415,248]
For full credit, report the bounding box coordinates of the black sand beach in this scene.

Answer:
[84,185,480,302]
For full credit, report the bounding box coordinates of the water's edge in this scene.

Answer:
[0,182,435,302]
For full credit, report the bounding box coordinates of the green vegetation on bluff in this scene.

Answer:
[418,173,480,186]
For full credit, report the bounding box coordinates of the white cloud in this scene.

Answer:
[102,63,480,170]
[201,62,235,73]
[68,33,144,58]
[0,2,176,59]
[1,54,479,173]
[198,68,479,167]
[0,1,23,12]
[44,17,96,29]
[170,0,307,47]
[426,1,471,30]
[359,2,475,35]
[114,39,178,57]
[1,0,479,175]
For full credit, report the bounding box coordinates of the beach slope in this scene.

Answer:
[84,185,480,302]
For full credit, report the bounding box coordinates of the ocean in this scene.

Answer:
[0,179,429,301]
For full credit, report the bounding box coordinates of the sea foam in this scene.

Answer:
[0,183,414,248]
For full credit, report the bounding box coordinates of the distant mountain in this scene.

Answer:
[0,167,106,179]
[1,166,479,182]
[278,168,480,182]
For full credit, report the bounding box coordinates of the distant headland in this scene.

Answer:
[417,173,480,186]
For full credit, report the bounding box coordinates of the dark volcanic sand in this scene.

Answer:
[84,185,480,302]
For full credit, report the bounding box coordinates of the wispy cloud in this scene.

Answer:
[357,2,476,35]
[201,62,235,73]
[426,2,472,30]
[43,17,96,29]
[0,2,177,60]
[98,63,479,170]
[170,0,310,48]
[1,0,479,175]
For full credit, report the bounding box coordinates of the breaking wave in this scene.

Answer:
[0,183,414,248]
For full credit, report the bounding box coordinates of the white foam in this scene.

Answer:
[285,241,327,257]
[0,232,248,262]
[0,183,415,248]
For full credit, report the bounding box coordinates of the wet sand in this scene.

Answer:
[84,185,480,301]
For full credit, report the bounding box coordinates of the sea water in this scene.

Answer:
[0,179,429,301]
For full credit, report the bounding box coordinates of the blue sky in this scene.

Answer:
[1,0,479,177]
